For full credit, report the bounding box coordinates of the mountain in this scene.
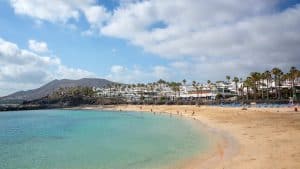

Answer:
[0,78,116,102]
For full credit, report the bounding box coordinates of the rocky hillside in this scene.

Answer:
[0,78,115,102]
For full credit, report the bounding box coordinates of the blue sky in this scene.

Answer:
[0,0,167,75]
[0,0,300,96]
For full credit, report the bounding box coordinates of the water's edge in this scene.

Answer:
[1,109,220,169]
[73,107,239,169]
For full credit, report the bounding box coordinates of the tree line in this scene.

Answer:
[25,66,300,107]
[230,66,300,102]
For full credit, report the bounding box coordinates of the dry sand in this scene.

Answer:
[81,105,300,169]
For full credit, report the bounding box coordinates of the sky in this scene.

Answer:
[0,0,300,96]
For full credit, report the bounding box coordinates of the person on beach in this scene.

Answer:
[289,97,294,106]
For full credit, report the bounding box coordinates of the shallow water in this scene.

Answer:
[0,109,209,169]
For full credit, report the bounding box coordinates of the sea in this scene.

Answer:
[0,109,210,169]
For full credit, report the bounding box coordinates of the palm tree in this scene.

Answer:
[148,83,154,93]
[182,79,186,86]
[263,70,272,100]
[192,81,198,96]
[199,84,204,100]
[239,78,244,99]
[157,79,166,85]
[192,81,196,87]
[233,77,239,96]
[282,73,292,98]
[207,79,211,83]
[289,66,299,99]
[192,81,200,104]
[169,82,180,100]
[272,68,283,100]
[207,80,212,95]
[260,73,266,99]
[226,75,231,83]
[157,79,166,95]
[250,72,261,101]
[243,77,253,101]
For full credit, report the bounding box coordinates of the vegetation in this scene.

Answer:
[168,82,181,98]
[3,66,299,111]
[33,66,300,106]
[238,67,300,102]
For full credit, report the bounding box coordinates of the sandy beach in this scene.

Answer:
[81,105,300,169]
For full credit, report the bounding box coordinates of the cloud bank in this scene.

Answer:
[0,38,95,96]
[9,0,300,83]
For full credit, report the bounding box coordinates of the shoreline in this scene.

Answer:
[76,104,300,169]
[76,105,238,169]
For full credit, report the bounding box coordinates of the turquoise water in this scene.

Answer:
[0,109,209,169]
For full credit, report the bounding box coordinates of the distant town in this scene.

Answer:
[0,66,299,111]
[60,67,300,104]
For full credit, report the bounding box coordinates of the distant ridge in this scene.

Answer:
[0,78,115,102]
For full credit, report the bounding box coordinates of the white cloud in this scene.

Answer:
[10,0,81,23]
[99,0,300,79]
[28,39,49,53]
[100,0,299,60]
[9,0,300,83]
[0,37,95,96]
[82,5,110,28]
[10,0,110,27]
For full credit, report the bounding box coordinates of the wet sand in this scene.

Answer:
[79,105,300,169]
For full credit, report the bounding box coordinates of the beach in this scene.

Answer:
[82,105,300,169]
